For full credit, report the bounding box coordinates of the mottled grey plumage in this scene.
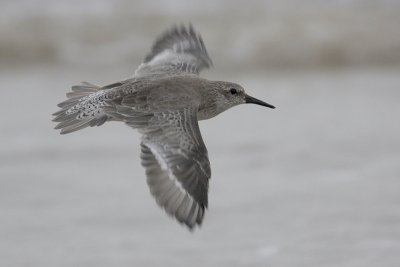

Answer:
[53,24,275,230]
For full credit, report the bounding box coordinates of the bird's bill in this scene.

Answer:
[245,94,275,109]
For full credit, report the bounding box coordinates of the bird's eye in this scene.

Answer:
[230,88,237,95]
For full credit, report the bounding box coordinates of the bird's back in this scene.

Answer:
[53,75,210,134]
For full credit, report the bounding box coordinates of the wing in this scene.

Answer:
[105,101,211,229]
[135,24,213,78]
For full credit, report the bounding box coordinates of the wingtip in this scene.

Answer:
[184,220,202,232]
[186,224,196,232]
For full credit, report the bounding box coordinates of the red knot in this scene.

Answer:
[53,24,275,230]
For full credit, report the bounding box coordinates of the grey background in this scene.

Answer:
[1,0,399,266]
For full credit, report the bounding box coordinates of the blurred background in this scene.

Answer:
[1,0,399,266]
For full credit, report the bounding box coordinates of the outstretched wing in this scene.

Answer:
[135,24,213,78]
[105,101,211,229]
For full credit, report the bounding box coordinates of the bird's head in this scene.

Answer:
[213,81,275,111]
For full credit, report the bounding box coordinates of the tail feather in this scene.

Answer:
[53,82,109,134]
[59,120,94,135]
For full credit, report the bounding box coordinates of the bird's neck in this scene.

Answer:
[197,88,225,120]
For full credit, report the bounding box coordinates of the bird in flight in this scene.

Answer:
[53,24,275,230]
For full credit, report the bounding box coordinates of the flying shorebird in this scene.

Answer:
[53,24,275,229]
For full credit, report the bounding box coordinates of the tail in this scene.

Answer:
[52,82,109,134]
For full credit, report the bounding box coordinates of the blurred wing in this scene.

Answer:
[107,102,211,229]
[135,24,213,77]
[142,108,211,229]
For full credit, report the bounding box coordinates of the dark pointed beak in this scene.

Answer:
[245,94,275,109]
